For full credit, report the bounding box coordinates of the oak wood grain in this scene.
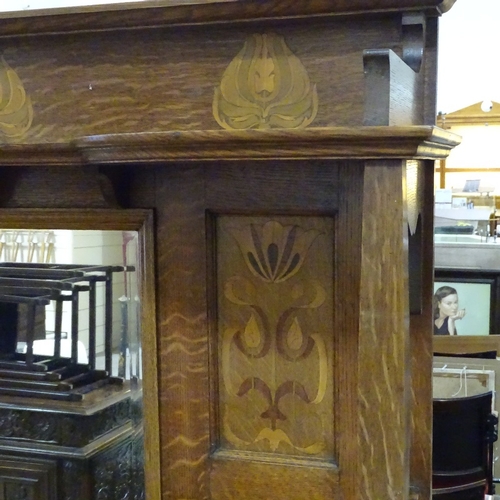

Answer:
[0,167,111,209]
[0,1,463,497]
[408,160,435,498]
[335,161,364,498]
[75,127,460,163]
[358,161,410,499]
[0,0,456,38]
[154,161,346,498]
[0,127,461,167]
[0,16,401,142]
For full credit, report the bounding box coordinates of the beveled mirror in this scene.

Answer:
[0,208,160,500]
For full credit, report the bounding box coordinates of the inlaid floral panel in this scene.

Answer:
[216,215,334,459]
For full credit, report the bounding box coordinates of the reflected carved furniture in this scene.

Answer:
[0,388,144,499]
[0,263,144,499]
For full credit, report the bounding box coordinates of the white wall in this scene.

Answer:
[438,0,500,114]
[435,0,500,193]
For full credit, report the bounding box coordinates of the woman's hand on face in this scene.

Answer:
[450,309,466,320]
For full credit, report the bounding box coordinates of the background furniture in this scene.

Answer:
[0,262,144,499]
[433,391,497,498]
[434,356,500,484]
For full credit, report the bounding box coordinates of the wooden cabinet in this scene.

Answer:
[0,1,460,498]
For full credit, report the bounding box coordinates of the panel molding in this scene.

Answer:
[0,127,460,167]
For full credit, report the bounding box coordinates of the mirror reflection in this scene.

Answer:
[0,229,145,500]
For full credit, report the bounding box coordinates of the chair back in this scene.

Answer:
[433,391,497,496]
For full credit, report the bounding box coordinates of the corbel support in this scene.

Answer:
[402,11,427,73]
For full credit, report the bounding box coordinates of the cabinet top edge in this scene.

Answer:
[0,126,461,165]
[0,0,457,40]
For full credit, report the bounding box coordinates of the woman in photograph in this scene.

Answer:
[433,285,466,335]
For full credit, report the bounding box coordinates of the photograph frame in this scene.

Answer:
[434,268,500,336]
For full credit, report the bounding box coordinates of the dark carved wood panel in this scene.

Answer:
[0,400,131,448]
[59,459,90,500]
[92,430,145,500]
[0,455,57,500]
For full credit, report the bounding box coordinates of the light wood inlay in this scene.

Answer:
[217,216,334,458]
[0,57,33,138]
[213,33,318,130]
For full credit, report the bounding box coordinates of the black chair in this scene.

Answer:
[433,391,498,499]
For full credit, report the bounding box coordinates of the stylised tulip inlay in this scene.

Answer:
[220,216,332,457]
[229,221,322,283]
[213,33,318,130]
[0,57,33,138]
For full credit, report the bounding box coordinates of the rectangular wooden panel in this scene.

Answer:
[357,162,411,499]
[215,215,334,460]
[210,214,340,498]
[0,456,57,500]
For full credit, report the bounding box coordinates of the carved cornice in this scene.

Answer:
[75,126,461,163]
[0,398,131,448]
[0,127,461,166]
[0,0,456,39]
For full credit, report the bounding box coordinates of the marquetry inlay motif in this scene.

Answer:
[0,57,33,139]
[406,160,423,235]
[217,216,334,458]
[213,33,318,130]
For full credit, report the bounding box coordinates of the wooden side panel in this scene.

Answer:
[334,162,364,499]
[154,165,210,499]
[358,161,411,499]
[210,461,339,500]
[153,161,348,499]
[409,160,435,498]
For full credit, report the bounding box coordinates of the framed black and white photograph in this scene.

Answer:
[434,269,500,336]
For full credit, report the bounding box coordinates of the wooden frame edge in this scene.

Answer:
[0,207,161,500]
